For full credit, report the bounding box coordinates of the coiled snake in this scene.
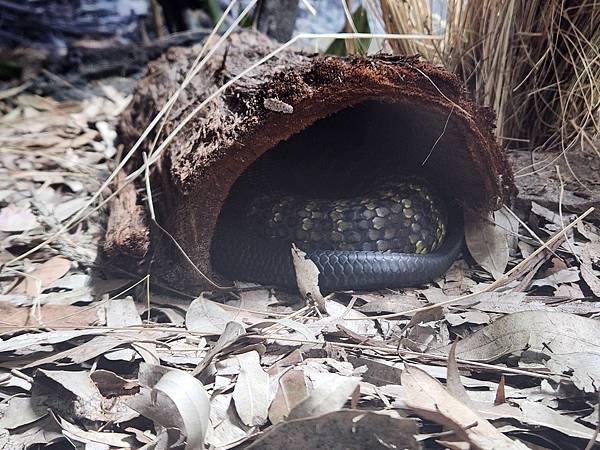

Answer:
[212,169,463,293]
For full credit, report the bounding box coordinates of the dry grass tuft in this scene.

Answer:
[375,0,599,155]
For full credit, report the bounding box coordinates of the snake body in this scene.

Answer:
[211,174,463,293]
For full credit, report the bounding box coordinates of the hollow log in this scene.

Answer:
[107,30,516,293]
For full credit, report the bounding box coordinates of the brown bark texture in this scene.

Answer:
[107,30,516,293]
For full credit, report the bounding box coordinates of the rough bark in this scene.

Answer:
[108,30,516,293]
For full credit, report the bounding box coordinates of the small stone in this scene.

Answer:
[403,208,414,218]
[402,198,412,208]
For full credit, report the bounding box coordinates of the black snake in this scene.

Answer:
[211,169,463,293]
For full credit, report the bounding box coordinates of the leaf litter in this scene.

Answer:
[0,75,599,450]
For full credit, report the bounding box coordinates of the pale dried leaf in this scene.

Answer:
[268,369,309,424]
[128,365,210,449]
[12,256,71,296]
[106,297,142,327]
[232,351,271,427]
[186,294,249,334]
[192,321,246,376]
[579,242,600,296]
[530,267,580,289]
[446,342,473,406]
[287,373,360,420]
[0,397,47,429]
[515,400,600,443]
[545,353,600,393]
[291,244,325,307]
[437,311,600,363]
[58,415,133,447]
[0,204,39,232]
[464,210,509,279]
[396,366,528,449]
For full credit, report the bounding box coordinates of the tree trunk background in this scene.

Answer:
[107,30,515,294]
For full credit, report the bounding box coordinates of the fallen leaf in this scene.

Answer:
[192,321,246,376]
[34,369,138,423]
[446,342,473,407]
[287,372,360,420]
[291,245,325,308]
[232,351,272,427]
[12,256,71,296]
[579,242,600,297]
[395,366,528,449]
[106,297,142,327]
[0,301,100,332]
[514,400,600,443]
[268,369,309,424]
[0,204,39,232]
[464,209,509,279]
[57,415,134,448]
[186,294,253,335]
[437,311,600,363]
[0,396,47,429]
[530,267,580,289]
[127,364,210,449]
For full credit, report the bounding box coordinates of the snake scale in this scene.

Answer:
[211,159,464,292]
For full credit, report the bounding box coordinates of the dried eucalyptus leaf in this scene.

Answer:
[464,210,509,279]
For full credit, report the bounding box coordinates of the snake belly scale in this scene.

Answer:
[211,172,463,293]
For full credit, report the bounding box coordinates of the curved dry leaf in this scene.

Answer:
[397,366,527,449]
[579,242,600,296]
[0,204,39,232]
[464,209,509,279]
[58,415,133,448]
[232,351,272,427]
[128,367,210,450]
[545,353,600,393]
[437,311,600,363]
[12,256,71,296]
[287,373,360,420]
[291,245,324,308]
[446,342,473,407]
[192,321,246,376]
[186,294,246,335]
[0,397,47,429]
[268,369,309,424]
[515,400,600,443]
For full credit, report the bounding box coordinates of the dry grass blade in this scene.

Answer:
[376,0,599,158]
